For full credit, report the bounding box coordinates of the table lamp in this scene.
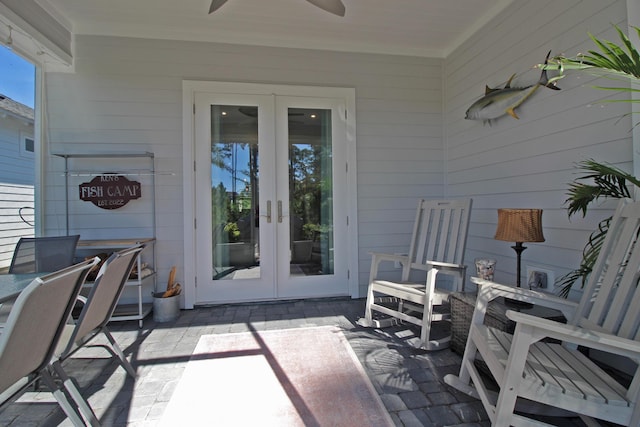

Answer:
[494,208,545,292]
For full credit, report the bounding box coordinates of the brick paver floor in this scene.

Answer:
[1,297,590,426]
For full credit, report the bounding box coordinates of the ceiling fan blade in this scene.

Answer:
[209,0,229,14]
[305,0,346,17]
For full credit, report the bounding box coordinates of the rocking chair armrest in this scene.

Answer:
[368,252,412,278]
[471,277,578,319]
[369,252,410,269]
[411,260,466,272]
[369,252,410,264]
[506,311,640,361]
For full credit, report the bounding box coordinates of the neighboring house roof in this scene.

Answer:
[0,94,34,123]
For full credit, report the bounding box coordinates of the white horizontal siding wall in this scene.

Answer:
[43,37,444,299]
[444,0,631,299]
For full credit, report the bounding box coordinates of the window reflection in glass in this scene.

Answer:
[210,105,260,280]
[288,108,334,276]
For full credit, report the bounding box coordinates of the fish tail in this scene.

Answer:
[539,50,561,90]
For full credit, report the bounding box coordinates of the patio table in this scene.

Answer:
[0,273,41,303]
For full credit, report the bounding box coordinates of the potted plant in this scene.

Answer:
[224,222,241,242]
[544,25,640,296]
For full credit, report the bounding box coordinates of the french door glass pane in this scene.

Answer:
[288,108,334,276]
[210,105,260,280]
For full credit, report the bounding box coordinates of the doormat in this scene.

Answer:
[160,325,393,426]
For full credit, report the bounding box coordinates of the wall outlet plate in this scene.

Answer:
[526,266,554,290]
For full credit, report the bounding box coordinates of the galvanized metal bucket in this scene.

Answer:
[152,293,180,322]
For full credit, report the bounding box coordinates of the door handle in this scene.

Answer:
[278,200,283,223]
[266,200,272,223]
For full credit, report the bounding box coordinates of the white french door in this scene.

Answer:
[192,85,353,304]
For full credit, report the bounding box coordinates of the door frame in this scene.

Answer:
[182,81,358,308]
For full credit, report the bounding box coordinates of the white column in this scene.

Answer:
[628,1,640,196]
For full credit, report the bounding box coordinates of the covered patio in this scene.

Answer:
[0,0,636,307]
[0,0,639,425]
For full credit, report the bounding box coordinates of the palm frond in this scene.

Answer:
[559,158,639,296]
[556,216,611,297]
[543,26,640,84]
[536,26,640,297]
[565,159,637,218]
[590,86,640,94]
[577,26,640,78]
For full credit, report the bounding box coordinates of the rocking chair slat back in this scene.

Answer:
[577,200,640,341]
[410,199,470,268]
[610,223,640,338]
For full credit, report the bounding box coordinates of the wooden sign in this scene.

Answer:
[79,174,141,210]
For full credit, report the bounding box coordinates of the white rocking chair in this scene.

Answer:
[445,198,640,426]
[358,198,472,350]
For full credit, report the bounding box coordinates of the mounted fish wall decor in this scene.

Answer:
[465,51,561,124]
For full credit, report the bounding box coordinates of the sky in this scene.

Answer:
[0,46,35,108]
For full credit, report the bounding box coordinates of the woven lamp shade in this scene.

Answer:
[494,209,545,243]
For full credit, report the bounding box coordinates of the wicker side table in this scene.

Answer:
[449,291,566,355]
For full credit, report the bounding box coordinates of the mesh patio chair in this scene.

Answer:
[9,235,81,274]
[0,258,99,426]
[49,245,145,425]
